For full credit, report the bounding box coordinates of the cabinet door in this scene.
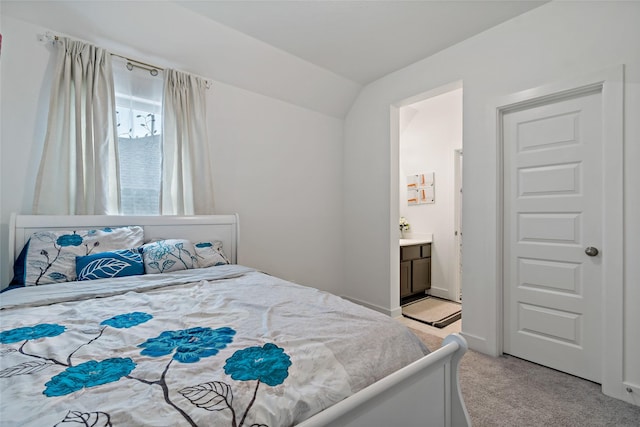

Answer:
[412,257,431,293]
[400,261,412,298]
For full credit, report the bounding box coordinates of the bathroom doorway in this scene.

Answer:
[396,83,463,305]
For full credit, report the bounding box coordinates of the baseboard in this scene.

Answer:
[341,295,400,317]
[389,306,402,318]
[459,331,497,356]
[616,382,640,406]
[428,286,449,300]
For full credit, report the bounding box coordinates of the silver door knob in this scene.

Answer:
[585,246,599,257]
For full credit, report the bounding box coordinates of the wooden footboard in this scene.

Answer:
[298,333,471,427]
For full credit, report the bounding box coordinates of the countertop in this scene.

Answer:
[399,237,432,246]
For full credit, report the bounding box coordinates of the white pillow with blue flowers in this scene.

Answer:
[141,239,199,274]
[194,241,230,267]
[24,226,144,286]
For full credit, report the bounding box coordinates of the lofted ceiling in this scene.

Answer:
[1,0,549,117]
[174,0,548,85]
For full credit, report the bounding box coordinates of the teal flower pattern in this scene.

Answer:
[143,239,199,273]
[0,324,66,344]
[44,358,136,397]
[31,229,109,285]
[56,233,83,247]
[181,343,292,427]
[146,241,174,260]
[101,312,152,329]
[224,343,291,386]
[139,327,236,363]
[1,316,292,427]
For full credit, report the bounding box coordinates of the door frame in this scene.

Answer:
[453,148,463,302]
[494,65,624,398]
[390,80,463,317]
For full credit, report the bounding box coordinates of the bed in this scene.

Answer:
[1,214,470,427]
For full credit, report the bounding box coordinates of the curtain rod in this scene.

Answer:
[38,31,211,87]
[112,53,161,77]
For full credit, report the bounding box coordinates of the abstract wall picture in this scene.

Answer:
[407,172,434,205]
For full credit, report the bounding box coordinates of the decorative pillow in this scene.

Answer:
[142,239,198,274]
[194,241,230,268]
[10,238,30,286]
[24,226,144,286]
[76,249,144,281]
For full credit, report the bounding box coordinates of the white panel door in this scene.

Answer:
[503,89,603,383]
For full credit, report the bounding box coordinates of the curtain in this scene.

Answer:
[33,37,119,215]
[161,69,214,215]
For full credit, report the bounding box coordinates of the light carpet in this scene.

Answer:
[409,328,640,426]
[402,296,461,328]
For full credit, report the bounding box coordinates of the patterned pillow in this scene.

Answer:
[194,241,230,268]
[24,226,144,286]
[141,239,198,274]
[76,249,144,281]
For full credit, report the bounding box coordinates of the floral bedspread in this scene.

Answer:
[0,265,428,427]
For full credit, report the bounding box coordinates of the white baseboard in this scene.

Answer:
[459,331,498,356]
[615,382,640,407]
[341,295,399,317]
[428,287,450,300]
[389,306,402,318]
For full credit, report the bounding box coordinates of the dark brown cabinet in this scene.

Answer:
[400,243,431,302]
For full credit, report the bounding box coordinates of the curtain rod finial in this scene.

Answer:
[37,32,58,44]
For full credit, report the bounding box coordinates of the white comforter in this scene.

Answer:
[0,265,428,427]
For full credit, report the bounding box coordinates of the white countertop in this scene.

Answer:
[399,237,432,246]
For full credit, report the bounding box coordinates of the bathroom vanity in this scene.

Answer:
[400,239,432,303]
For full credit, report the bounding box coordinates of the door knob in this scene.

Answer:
[585,246,599,257]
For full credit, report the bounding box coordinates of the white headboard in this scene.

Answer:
[9,214,239,265]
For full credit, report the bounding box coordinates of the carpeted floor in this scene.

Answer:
[409,328,640,427]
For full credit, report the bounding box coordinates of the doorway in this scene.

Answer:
[396,83,463,306]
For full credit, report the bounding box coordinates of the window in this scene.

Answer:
[113,57,164,215]
[34,39,212,216]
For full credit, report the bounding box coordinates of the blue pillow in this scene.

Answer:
[9,239,30,287]
[76,249,144,281]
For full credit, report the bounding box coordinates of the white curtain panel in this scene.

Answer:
[161,69,214,215]
[33,38,120,215]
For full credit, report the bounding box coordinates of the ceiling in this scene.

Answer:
[174,0,548,85]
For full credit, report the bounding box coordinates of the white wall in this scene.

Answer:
[0,9,345,295]
[399,88,462,301]
[344,1,640,405]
